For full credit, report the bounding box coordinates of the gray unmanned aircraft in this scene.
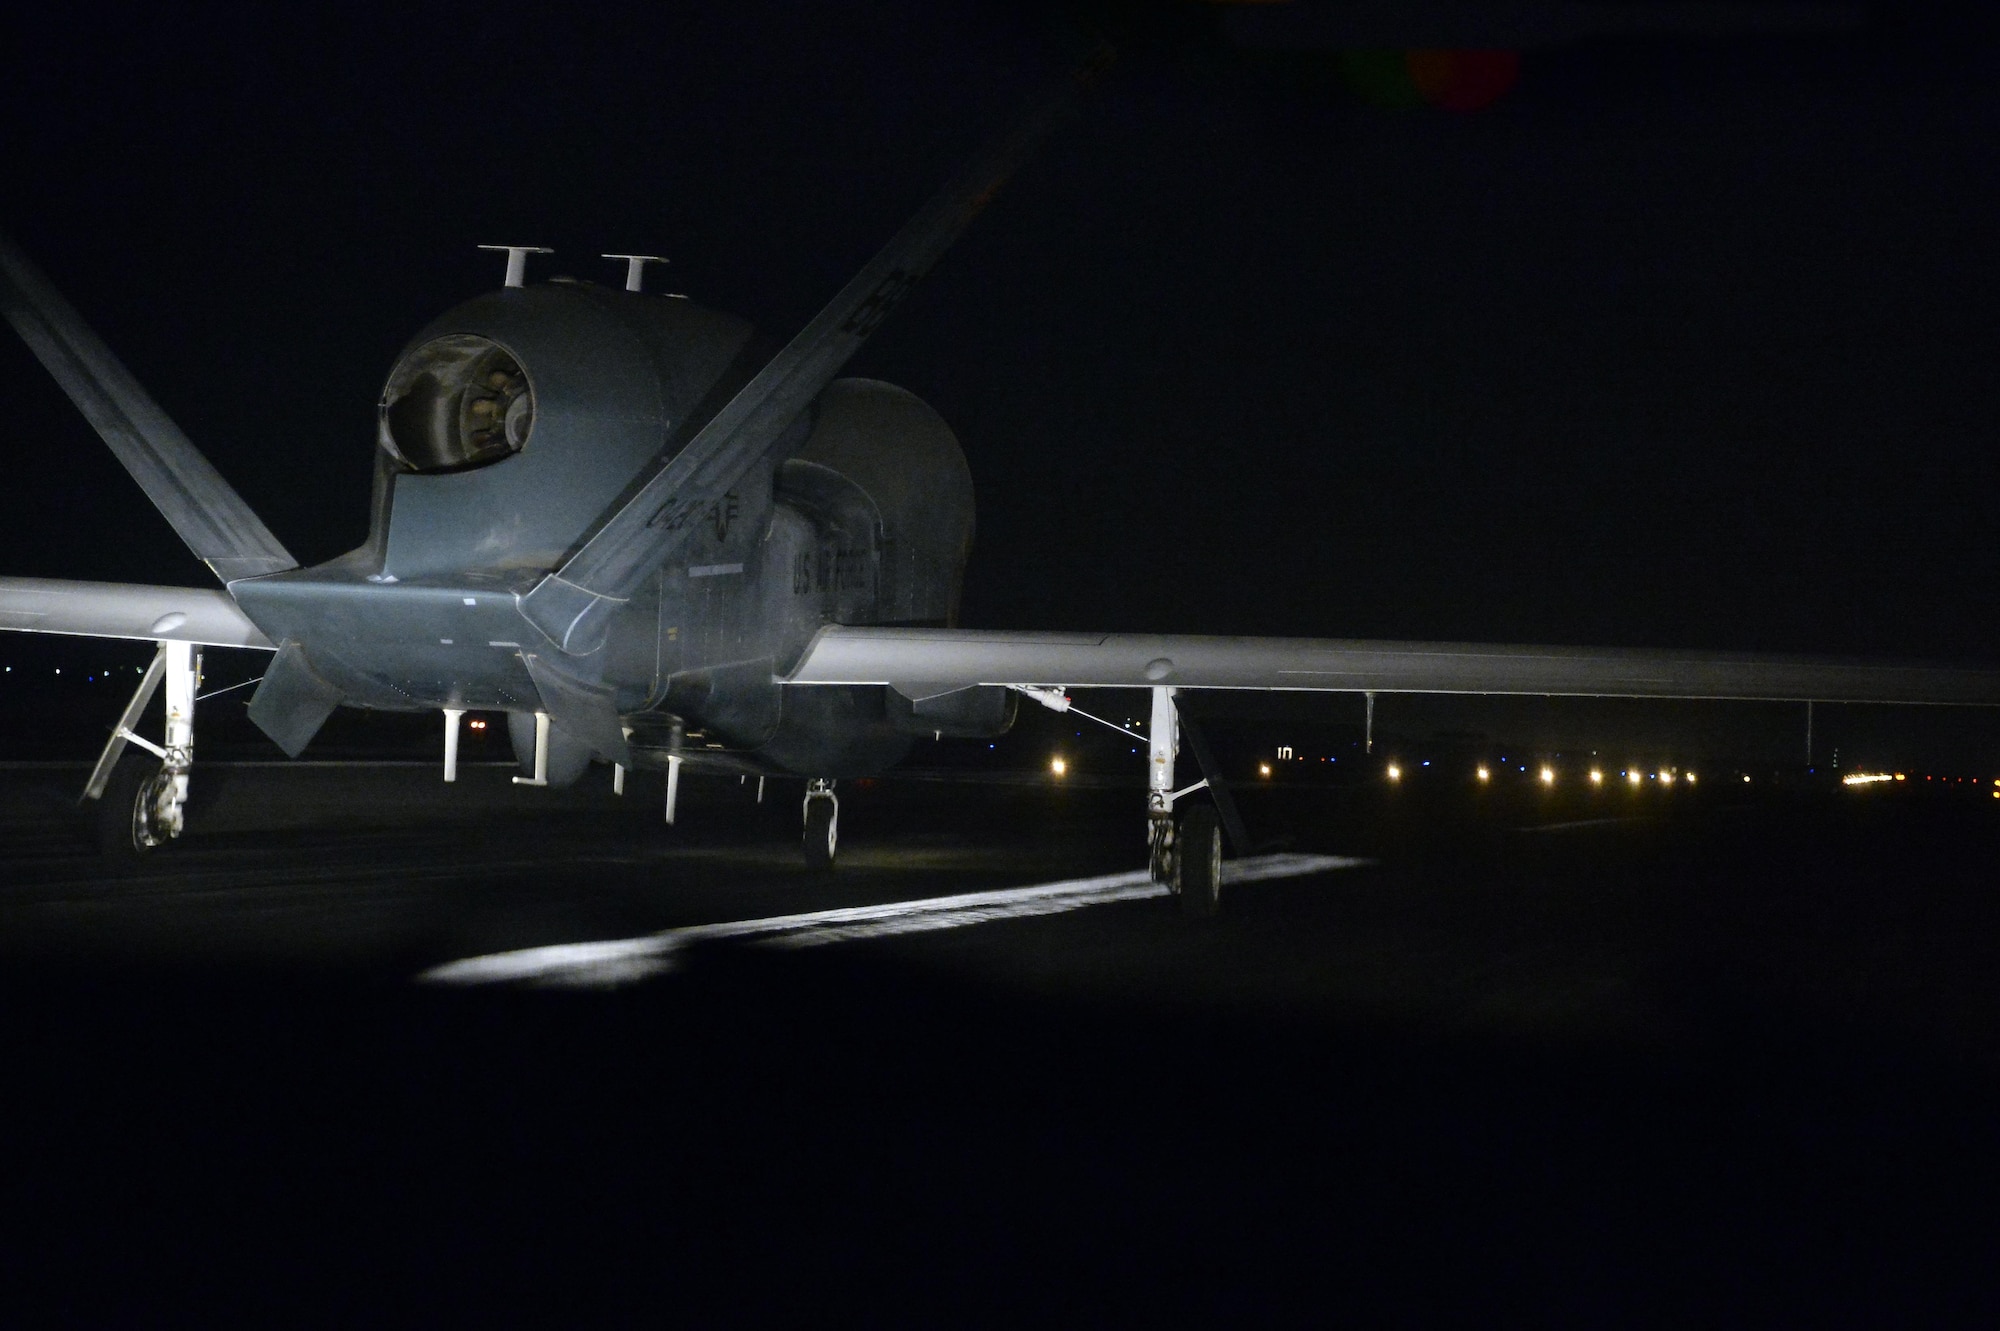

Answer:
[3,39,1997,915]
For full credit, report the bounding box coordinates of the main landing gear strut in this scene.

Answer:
[1016,681,1227,916]
[1144,685,1223,916]
[84,640,200,856]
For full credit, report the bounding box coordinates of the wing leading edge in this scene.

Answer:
[783,626,2000,707]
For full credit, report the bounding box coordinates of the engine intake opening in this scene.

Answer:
[379,334,534,472]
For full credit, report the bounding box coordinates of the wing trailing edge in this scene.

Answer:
[783,626,2000,707]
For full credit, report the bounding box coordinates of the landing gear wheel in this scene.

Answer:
[1177,805,1223,918]
[97,754,171,859]
[803,797,838,870]
[1148,812,1176,887]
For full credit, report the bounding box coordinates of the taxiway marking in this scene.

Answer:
[420,852,1367,989]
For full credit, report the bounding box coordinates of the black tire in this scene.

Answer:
[1177,805,1223,918]
[96,753,167,859]
[803,798,837,870]
[1148,813,1176,887]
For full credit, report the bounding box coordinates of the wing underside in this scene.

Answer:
[0,576,274,649]
[783,626,2000,707]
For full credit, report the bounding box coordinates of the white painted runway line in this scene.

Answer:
[420,852,1369,989]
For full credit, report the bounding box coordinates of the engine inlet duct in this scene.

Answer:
[379,335,535,473]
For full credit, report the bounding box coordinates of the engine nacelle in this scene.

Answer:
[774,377,976,628]
[654,378,1008,768]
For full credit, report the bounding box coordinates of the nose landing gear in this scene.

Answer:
[803,778,838,870]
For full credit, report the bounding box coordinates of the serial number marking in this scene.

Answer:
[647,491,740,540]
[793,546,871,595]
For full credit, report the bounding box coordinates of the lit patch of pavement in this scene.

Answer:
[1516,816,1654,834]
[420,852,1368,989]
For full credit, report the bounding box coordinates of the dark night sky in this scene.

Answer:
[2,3,1997,687]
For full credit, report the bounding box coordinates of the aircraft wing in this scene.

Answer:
[0,576,275,649]
[782,626,2000,707]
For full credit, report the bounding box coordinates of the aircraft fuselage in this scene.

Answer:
[229,280,1012,781]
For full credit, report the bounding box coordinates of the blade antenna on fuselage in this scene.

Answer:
[518,44,1116,655]
[0,231,298,585]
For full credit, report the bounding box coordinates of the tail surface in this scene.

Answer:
[0,231,297,583]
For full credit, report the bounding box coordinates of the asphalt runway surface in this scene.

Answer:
[2,762,1998,1319]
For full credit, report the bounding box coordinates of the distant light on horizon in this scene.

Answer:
[1539,766,1554,785]
[1050,757,1066,778]
[1476,765,1489,782]
[1589,769,1603,784]
[1386,763,1401,781]
[1843,772,1893,786]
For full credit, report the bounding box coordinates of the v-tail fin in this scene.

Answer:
[0,230,297,584]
